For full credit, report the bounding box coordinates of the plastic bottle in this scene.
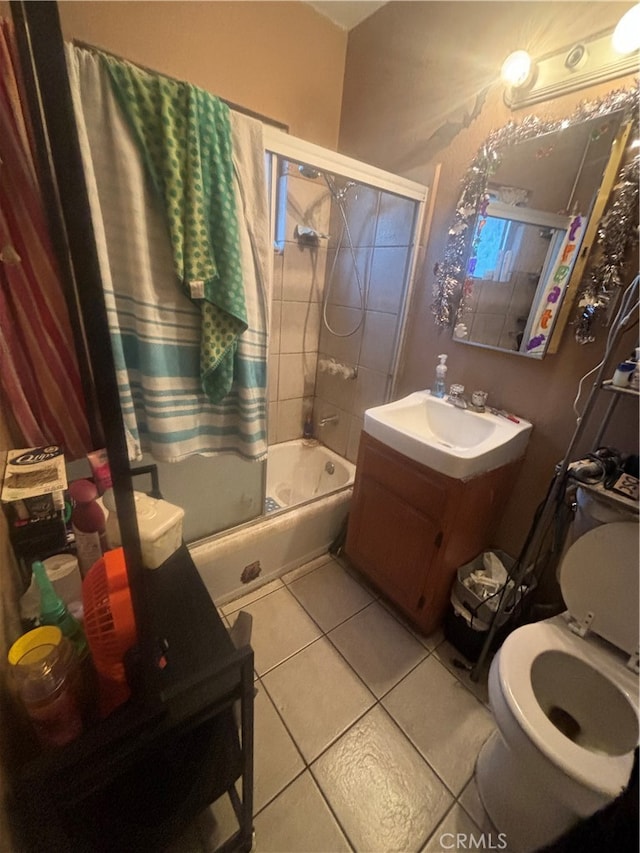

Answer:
[32,561,88,658]
[434,354,448,398]
[101,488,122,550]
[612,360,635,388]
[69,479,106,577]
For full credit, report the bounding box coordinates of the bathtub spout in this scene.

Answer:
[319,414,339,427]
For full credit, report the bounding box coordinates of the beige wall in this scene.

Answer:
[340,1,639,555]
[58,1,347,148]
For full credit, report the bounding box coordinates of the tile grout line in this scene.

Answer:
[238,551,494,847]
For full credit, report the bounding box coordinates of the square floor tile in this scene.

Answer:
[419,626,446,652]
[337,556,381,600]
[240,587,321,675]
[254,684,305,813]
[382,656,496,795]
[281,554,333,585]
[221,579,284,617]
[253,771,351,852]
[329,601,427,698]
[422,803,482,852]
[458,776,497,834]
[433,640,492,706]
[312,705,453,853]
[289,560,373,632]
[375,596,443,652]
[262,637,375,763]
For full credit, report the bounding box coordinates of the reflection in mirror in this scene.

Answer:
[455,210,569,354]
[432,85,639,358]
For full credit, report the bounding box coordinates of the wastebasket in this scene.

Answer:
[444,550,534,661]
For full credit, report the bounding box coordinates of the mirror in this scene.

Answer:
[433,87,638,358]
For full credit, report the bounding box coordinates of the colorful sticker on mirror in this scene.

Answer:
[526,214,584,354]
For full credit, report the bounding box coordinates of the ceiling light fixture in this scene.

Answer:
[612,3,640,54]
[503,22,640,110]
[501,50,535,89]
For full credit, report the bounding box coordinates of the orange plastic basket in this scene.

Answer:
[82,548,137,713]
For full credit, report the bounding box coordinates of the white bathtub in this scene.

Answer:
[191,440,356,605]
[266,440,354,510]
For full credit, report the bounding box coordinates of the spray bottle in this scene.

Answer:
[32,561,88,658]
[434,354,448,398]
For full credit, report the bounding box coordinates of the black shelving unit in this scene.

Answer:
[6,2,255,849]
[8,547,254,852]
[471,291,639,680]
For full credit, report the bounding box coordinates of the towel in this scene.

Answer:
[66,46,268,461]
[101,53,247,404]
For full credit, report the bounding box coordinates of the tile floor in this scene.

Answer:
[172,553,503,853]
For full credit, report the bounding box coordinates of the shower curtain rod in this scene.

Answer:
[72,38,290,132]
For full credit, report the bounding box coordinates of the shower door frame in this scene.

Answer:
[263,127,429,401]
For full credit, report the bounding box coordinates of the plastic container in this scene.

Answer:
[69,479,106,576]
[32,560,88,658]
[103,490,184,569]
[8,628,83,747]
[433,354,448,398]
[612,361,635,387]
[137,494,184,568]
[86,448,113,495]
[20,553,83,625]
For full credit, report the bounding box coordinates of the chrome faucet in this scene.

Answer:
[447,384,469,409]
[470,390,488,413]
[318,414,339,427]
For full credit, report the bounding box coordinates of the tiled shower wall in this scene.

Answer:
[269,163,418,464]
[268,166,330,445]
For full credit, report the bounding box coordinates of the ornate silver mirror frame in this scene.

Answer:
[432,84,639,358]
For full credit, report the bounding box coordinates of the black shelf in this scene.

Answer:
[7,3,255,850]
[8,546,254,851]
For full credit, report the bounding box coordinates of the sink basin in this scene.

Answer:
[364,390,532,479]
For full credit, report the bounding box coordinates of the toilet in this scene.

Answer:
[476,521,639,853]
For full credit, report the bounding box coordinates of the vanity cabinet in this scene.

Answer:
[345,432,521,635]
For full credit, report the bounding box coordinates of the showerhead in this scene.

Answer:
[298,164,322,180]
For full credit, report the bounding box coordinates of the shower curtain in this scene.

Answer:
[0,20,91,458]
[66,47,270,462]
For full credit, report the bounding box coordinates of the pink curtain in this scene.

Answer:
[0,18,91,459]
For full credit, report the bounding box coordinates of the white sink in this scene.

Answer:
[364,390,532,479]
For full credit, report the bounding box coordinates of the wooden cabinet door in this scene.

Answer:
[346,473,442,615]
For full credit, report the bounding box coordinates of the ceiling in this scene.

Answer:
[306,1,387,30]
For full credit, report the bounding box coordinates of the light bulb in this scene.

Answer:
[501,50,533,88]
[612,4,640,54]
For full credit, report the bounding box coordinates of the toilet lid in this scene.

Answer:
[560,522,639,655]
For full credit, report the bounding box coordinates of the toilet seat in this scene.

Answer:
[478,521,639,849]
[559,522,639,655]
[496,619,637,800]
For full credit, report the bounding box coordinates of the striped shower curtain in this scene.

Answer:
[0,19,91,459]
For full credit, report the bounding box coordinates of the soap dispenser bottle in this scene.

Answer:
[434,354,448,398]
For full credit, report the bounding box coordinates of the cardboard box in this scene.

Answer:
[1,445,67,519]
[1,447,69,577]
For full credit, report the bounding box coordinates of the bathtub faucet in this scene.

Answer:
[319,414,339,427]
